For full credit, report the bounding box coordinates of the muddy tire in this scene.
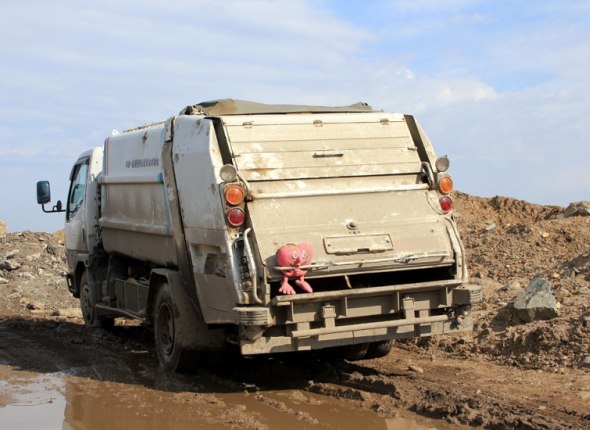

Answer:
[344,343,370,361]
[321,342,370,361]
[365,340,395,359]
[153,283,201,372]
[80,271,114,329]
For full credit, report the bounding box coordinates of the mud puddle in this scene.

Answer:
[0,370,65,429]
[0,364,452,430]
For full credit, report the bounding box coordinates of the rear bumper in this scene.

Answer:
[238,280,481,355]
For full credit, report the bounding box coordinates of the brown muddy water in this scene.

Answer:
[0,365,451,430]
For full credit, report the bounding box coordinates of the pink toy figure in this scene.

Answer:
[276,242,313,295]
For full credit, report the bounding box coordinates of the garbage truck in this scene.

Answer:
[37,99,481,371]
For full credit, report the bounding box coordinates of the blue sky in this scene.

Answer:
[1,0,589,232]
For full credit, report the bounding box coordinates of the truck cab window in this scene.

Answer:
[67,162,89,221]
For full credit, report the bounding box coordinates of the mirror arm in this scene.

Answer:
[41,202,65,213]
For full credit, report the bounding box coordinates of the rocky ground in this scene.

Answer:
[417,193,590,372]
[1,194,589,429]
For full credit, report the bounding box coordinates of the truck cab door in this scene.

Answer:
[65,158,90,262]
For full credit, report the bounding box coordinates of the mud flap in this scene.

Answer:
[151,269,225,351]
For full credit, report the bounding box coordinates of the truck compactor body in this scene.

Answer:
[37,99,481,371]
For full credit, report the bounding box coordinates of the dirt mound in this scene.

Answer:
[408,192,590,371]
[0,220,7,239]
[0,230,79,319]
[454,193,589,282]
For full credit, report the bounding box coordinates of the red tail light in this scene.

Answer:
[439,196,453,213]
[226,208,245,227]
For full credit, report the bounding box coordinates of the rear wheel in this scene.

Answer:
[320,342,370,362]
[154,283,202,372]
[365,340,395,359]
[343,343,370,361]
[79,271,114,329]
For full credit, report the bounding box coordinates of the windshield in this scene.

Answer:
[67,161,89,220]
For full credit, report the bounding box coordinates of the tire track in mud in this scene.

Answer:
[0,324,66,372]
[0,320,273,429]
[208,347,589,429]
[0,319,420,429]
[1,318,588,429]
[317,354,590,430]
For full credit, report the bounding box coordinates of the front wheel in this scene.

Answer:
[153,283,202,372]
[79,271,114,329]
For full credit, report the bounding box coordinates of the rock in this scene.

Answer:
[564,201,590,218]
[54,308,82,319]
[5,249,19,259]
[479,328,491,336]
[19,272,35,280]
[484,223,496,232]
[25,301,44,310]
[0,259,21,271]
[0,220,6,239]
[500,282,521,292]
[408,364,424,374]
[0,276,9,284]
[512,277,559,323]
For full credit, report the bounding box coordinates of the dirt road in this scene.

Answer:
[1,315,588,429]
[1,193,589,429]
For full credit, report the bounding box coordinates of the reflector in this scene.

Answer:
[226,208,245,227]
[220,164,238,182]
[225,186,245,206]
[439,196,453,213]
[435,156,450,172]
[438,175,454,194]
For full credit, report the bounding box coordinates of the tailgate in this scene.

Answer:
[247,191,455,279]
[222,112,422,181]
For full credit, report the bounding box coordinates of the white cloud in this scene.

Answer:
[1,0,589,231]
[387,0,478,13]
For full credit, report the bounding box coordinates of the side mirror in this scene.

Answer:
[36,181,65,213]
[37,181,51,204]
